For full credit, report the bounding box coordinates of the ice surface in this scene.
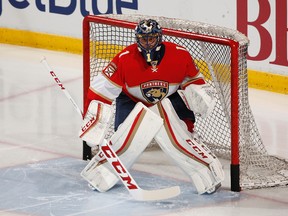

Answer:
[0,44,287,216]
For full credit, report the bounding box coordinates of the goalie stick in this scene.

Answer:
[40,57,181,201]
[41,57,83,117]
[100,139,180,201]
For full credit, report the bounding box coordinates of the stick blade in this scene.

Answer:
[130,186,181,201]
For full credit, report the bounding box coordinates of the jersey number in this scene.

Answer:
[146,53,151,62]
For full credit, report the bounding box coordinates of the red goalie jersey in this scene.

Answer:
[85,41,205,110]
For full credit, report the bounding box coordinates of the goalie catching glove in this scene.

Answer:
[79,100,113,147]
[178,83,216,118]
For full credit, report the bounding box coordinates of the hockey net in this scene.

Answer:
[82,14,288,191]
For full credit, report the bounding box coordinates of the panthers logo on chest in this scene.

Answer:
[141,80,169,104]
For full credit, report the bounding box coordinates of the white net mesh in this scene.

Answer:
[83,14,288,190]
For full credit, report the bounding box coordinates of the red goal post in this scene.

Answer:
[82,15,288,192]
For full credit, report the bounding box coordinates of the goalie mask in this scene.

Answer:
[135,19,162,62]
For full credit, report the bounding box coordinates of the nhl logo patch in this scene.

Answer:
[141,80,169,104]
[151,60,158,72]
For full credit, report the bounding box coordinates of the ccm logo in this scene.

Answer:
[101,144,138,190]
[81,116,96,133]
[50,71,65,90]
[186,139,208,159]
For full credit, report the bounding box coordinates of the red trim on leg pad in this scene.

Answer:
[183,119,194,133]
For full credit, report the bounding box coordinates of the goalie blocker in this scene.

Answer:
[79,100,113,147]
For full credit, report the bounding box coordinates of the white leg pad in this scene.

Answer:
[154,98,224,194]
[81,102,163,192]
[81,156,118,192]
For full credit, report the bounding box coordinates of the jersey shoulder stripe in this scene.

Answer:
[119,50,130,58]
[176,46,188,51]
[163,41,189,54]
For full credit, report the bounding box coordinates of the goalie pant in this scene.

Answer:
[81,99,224,194]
